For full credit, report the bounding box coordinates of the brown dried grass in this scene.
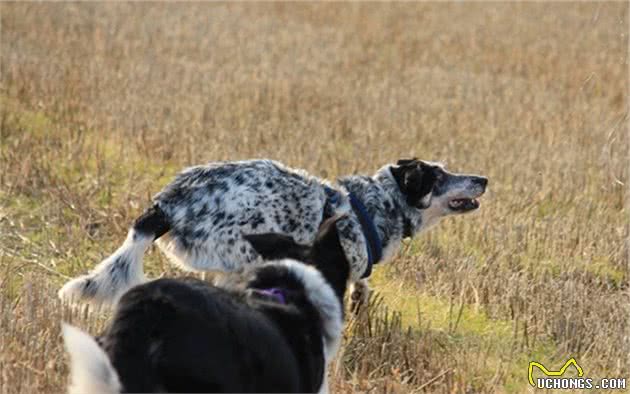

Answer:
[1,3,628,393]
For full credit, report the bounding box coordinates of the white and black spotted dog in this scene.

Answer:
[59,158,487,307]
[62,216,349,393]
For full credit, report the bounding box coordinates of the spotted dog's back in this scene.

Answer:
[154,161,328,271]
[59,160,356,306]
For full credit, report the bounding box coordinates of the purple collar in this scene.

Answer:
[254,287,287,304]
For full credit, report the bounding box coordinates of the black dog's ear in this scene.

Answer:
[314,214,346,245]
[244,233,311,262]
[311,214,351,302]
[391,161,437,209]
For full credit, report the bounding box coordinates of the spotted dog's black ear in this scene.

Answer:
[244,233,311,262]
[396,158,419,166]
[391,160,437,209]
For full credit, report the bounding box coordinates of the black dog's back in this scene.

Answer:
[63,216,349,393]
[100,278,319,393]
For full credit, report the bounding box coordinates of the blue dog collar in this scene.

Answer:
[323,186,383,278]
[348,192,383,278]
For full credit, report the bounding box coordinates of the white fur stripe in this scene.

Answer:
[270,260,344,362]
[62,323,121,394]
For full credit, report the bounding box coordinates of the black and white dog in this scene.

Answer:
[59,158,487,307]
[62,216,349,393]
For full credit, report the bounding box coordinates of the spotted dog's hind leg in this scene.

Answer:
[349,279,371,313]
[59,205,170,307]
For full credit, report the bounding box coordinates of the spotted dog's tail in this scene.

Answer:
[58,205,170,307]
[62,323,121,394]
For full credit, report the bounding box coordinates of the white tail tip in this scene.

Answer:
[62,323,121,394]
[58,230,152,307]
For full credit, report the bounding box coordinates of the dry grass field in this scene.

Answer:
[1,3,628,393]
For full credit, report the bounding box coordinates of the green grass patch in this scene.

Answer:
[580,257,625,288]
[370,265,561,392]
[371,265,512,337]
[0,95,54,140]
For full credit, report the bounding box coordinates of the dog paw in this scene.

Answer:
[349,280,370,313]
[58,276,92,303]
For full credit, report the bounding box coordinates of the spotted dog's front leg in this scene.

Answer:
[349,279,371,313]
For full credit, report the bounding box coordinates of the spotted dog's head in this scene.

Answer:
[391,158,488,232]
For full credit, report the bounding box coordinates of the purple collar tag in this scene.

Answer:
[256,288,287,304]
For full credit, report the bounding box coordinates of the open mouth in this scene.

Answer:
[448,198,480,212]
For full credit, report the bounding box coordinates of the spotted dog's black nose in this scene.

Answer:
[473,177,488,189]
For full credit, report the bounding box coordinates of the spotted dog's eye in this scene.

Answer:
[434,171,444,182]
